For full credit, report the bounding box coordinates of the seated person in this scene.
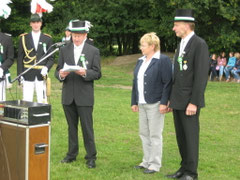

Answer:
[224,52,236,82]
[209,53,218,81]
[217,52,227,81]
[231,52,240,83]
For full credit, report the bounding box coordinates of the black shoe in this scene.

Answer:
[60,157,76,163]
[143,169,157,174]
[86,159,96,168]
[166,170,184,179]
[134,165,145,169]
[179,174,198,180]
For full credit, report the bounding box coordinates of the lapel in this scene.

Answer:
[183,34,195,57]
[0,32,2,42]
[78,43,88,66]
[28,33,36,51]
[145,58,157,73]
[37,33,44,53]
[68,43,75,65]
[134,59,143,76]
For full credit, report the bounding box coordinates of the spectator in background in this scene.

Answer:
[224,52,236,82]
[62,26,71,43]
[217,52,227,81]
[209,53,218,81]
[231,52,240,83]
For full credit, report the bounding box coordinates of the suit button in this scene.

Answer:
[144,82,147,85]
[144,91,146,94]
[144,74,147,76]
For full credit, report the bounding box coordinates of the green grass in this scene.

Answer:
[7,57,240,180]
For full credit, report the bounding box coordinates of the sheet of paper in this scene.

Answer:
[62,63,81,72]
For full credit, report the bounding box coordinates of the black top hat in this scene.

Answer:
[68,20,89,33]
[174,9,195,22]
[30,13,42,22]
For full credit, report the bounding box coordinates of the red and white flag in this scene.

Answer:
[0,0,12,19]
[31,0,53,16]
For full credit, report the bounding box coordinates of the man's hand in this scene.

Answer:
[159,104,168,114]
[75,68,86,76]
[186,103,197,116]
[131,105,139,112]
[59,70,70,78]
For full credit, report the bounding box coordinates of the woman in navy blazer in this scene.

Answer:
[131,32,172,174]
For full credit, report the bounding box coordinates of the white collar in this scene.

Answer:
[32,31,41,36]
[182,31,195,44]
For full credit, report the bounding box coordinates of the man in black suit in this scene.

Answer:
[0,31,14,100]
[55,20,101,168]
[166,9,209,180]
[17,13,54,103]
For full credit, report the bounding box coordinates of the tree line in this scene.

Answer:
[1,0,240,56]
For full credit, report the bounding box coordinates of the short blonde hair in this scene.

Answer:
[140,32,160,52]
[235,52,240,59]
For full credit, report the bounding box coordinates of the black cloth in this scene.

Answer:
[55,41,101,160]
[173,109,200,176]
[170,34,209,176]
[170,34,209,110]
[63,102,96,160]
[17,32,54,81]
[0,32,14,72]
[209,58,218,80]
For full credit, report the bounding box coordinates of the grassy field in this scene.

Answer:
[7,56,240,180]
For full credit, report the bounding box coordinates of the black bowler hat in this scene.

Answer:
[30,13,42,22]
[68,20,93,33]
[174,9,195,22]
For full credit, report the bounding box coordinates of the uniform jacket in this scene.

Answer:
[55,42,101,106]
[131,54,172,106]
[0,32,14,73]
[17,32,54,81]
[170,34,209,110]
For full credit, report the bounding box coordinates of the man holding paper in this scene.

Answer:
[55,20,101,168]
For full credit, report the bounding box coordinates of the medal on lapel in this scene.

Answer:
[80,54,87,69]
[43,43,47,53]
[0,43,3,54]
[177,56,183,71]
[177,51,185,71]
[183,60,188,70]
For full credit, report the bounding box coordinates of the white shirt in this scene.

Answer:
[74,42,85,65]
[137,51,160,104]
[32,31,41,51]
[179,31,195,57]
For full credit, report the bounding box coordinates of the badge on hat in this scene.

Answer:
[174,9,195,22]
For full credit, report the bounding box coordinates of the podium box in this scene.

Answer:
[0,120,50,180]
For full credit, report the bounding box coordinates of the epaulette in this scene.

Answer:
[19,33,27,37]
[4,33,12,37]
[44,33,52,38]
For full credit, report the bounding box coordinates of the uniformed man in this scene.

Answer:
[0,31,14,101]
[17,13,54,103]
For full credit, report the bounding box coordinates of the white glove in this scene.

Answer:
[0,68,3,78]
[41,67,48,76]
